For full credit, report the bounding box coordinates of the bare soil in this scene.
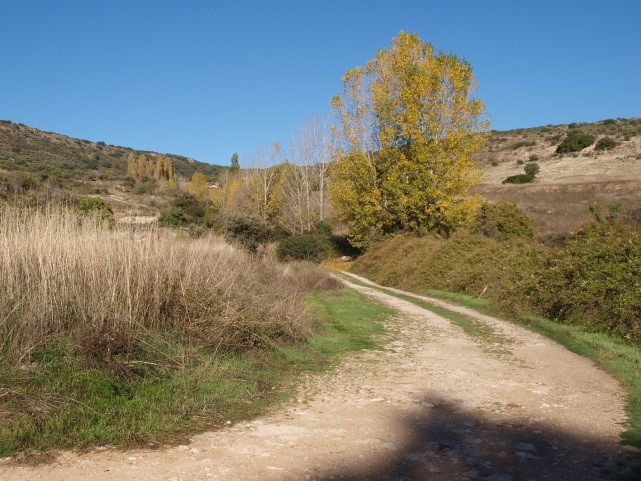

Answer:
[1,275,636,480]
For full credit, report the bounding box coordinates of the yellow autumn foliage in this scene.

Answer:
[331,31,489,246]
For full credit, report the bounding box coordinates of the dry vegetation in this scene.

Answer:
[0,205,336,364]
[0,205,352,454]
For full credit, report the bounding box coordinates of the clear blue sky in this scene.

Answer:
[2,1,640,166]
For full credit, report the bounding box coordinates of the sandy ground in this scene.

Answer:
[1,275,636,481]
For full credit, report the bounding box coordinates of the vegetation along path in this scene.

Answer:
[1,273,634,480]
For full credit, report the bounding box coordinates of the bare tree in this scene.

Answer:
[279,114,333,232]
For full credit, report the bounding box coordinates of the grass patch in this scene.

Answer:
[0,288,391,456]
[270,288,391,374]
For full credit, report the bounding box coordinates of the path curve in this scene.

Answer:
[0,276,632,480]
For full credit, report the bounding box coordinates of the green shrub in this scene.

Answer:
[490,160,499,167]
[502,174,533,184]
[528,154,539,162]
[224,216,272,253]
[527,222,641,342]
[516,159,524,165]
[158,206,187,227]
[556,131,596,153]
[511,140,536,150]
[172,193,206,222]
[134,182,152,195]
[74,197,114,225]
[472,198,534,241]
[524,162,540,178]
[594,136,618,151]
[277,234,331,262]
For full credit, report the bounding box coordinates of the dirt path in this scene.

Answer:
[1,275,634,480]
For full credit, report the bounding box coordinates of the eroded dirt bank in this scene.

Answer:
[1,275,634,480]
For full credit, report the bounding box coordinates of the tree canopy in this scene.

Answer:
[330,31,489,246]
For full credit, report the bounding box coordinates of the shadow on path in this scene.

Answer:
[289,394,640,481]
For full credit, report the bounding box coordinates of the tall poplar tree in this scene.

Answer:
[330,31,489,246]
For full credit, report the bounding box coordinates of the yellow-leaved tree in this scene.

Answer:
[330,31,489,246]
[188,171,209,201]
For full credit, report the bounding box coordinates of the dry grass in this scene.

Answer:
[0,205,331,365]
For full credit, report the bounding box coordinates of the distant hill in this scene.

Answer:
[475,117,641,241]
[0,120,224,184]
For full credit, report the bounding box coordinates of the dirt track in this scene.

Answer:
[0,274,635,480]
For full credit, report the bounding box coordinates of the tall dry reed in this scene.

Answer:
[0,205,333,364]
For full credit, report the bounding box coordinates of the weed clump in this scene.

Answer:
[0,205,342,454]
[511,140,536,150]
[0,205,332,361]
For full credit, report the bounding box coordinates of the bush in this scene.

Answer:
[158,206,188,227]
[74,196,114,225]
[511,140,536,150]
[224,216,272,253]
[172,193,206,222]
[524,162,540,178]
[528,154,539,162]
[502,174,533,184]
[277,234,331,262]
[594,136,618,151]
[472,198,534,241]
[516,159,524,165]
[556,131,596,153]
[527,222,641,342]
[134,182,152,195]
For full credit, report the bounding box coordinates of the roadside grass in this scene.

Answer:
[338,272,641,454]
[0,288,391,457]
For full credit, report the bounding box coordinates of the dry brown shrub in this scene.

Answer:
[0,206,332,364]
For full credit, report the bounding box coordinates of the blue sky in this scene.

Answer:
[2,1,640,166]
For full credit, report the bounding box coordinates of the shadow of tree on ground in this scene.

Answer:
[287,394,640,481]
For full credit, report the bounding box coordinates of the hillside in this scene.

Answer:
[1,117,639,236]
[475,117,641,240]
[0,120,224,185]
